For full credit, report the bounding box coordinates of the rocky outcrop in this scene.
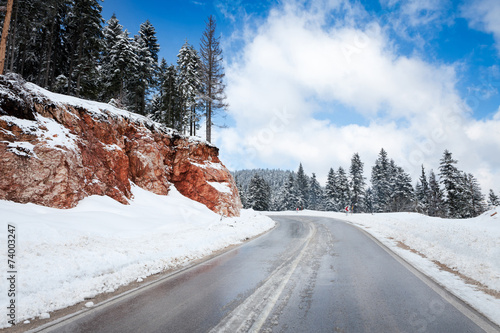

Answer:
[0,74,241,216]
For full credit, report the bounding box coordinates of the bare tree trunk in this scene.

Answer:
[0,0,15,74]
[7,0,18,73]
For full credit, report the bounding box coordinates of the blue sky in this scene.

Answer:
[101,0,500,191]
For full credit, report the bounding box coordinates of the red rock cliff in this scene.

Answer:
[0,75,241,217]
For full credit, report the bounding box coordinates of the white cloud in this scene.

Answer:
[215,0,500,192]
[461,0,500,53]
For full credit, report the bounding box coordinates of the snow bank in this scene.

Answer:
[0,186,274,328]
[269,209,500,326]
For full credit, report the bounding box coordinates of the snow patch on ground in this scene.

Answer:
[0,186,274,328]
[269,209,500,326]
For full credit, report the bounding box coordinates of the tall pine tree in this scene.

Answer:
[349,153,366,213]
[371,148,391,212]
[199,15,227,142]
[415,165,430,215]
[439,150,461,218]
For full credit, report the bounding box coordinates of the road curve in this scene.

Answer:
[35,215,498,333]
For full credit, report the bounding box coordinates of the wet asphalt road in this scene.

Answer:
[40,215,497,333]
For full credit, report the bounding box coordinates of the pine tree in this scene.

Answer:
[337,166,350,210]
[199,15,227,143]
[371,148,391,212]
[308,173,324,211]
[101,15,137,106]
[462,173,486,218]
[295,163,309,209]
[235,177,248,209]
[365,187,374,214]
[129,20,159,115]
[389,160,414,212]
[277,173,297,211]
[488,189,500,207]
[439,150,461,218]
[65,0,103,98]
[349,153,366,213]
[325,168,338,211]
[247,174,271,211]
[428,170,445,217]
[415,165,430,214]
[177,41,202,135]
[152,64,183,129]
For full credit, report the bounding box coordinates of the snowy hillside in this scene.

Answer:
[268,209,500,326]
[0,186,274,328]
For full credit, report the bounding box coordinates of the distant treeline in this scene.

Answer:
[233,149,500,219]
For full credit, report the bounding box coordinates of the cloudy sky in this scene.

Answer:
[102,0,500,191]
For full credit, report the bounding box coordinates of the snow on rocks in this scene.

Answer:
[0,185,274,328]
[0,75,242,215]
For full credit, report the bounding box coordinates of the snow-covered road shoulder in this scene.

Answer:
[268,209,500,327]
[0,186,275,328]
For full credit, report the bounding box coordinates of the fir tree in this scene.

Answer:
[277,174,297,211]
[129,20,159,115]
[295,163,309,209]
[325,168,338,211]
[101,15,137,107]
[336,166,350,210]
[365,187,374,214]
[371,148,391,212]
[439,150,461,218]
[235,177,248,209]
[415,165,430,214]
[177,41,202,135]
[488,189,500,207]
[389,160,414,212]
[349,153,366,213]
[247,174,271,211]
[461,173,486,218]
[65,0,103,97]
[428,170,445,217]
[309,173,324,211]
[153,64,183,129]
[199,15,227,142]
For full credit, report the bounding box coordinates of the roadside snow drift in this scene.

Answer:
[0,186,275,328]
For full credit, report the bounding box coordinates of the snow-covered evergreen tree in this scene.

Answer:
[65,0,103,98]
[488,189,500,207]
[439,150,462,218]
[415,165,430,215]
[349,153,366,213]
[336,166,350,210]
[177,41,202,135]
[276,174,297,211]
[101,15,138,107]
[247,174,271,211]
[325,168,338,211]
[371,148,392,212]
[460,173,486,218]
[129,20,159,115]
[235,177,249,209]
[365,187,374,214]
[389,160,414,212]
[308,173,324,211]
[295,163,309,209]
[428,170,445,217]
